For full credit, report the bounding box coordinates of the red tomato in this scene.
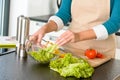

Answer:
[96,52,104,58]
[85,49,97,59]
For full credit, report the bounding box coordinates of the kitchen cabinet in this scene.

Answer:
[29,20,46,35]
[115,32,120,49]
[115,48,120,60]
[115,31,120,60]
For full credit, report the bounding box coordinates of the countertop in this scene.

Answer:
[29,14,70,26]
[0,51,120,80]
[29,14,53,22]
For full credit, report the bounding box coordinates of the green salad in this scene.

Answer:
[28,44,94,78]
[28,44,58,63]
[49,53,94,78]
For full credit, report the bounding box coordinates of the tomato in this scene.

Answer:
[85,49,97,59]
[96,52,104,58]
[59,54,65,58]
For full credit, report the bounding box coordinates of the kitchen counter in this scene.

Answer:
[0,51,120,80]
[29,14,53,22]
[29,14,70,26]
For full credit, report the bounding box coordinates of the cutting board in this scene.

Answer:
[61,47,112,67]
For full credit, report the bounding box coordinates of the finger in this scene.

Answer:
[36,34,44,46]
[29,35,34,41]
[55,30,74,46]
[56,34,69,43]
[37,43,44,48]
[56,34,73,46]
[29,28,41,41]
[56,30,71,41]
[57,37,71,46]
[28,36,38,45]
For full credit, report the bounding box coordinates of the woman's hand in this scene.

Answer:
[55,30,80,46]
[29,27,46,47]
[55,29,97,46]
[29,20,58,47]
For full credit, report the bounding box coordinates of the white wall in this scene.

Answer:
[27,0,57,16]
[9,0,58,36]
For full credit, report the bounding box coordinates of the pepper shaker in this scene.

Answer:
[16,15,30,58]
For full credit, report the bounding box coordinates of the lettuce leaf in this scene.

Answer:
[29,44,58,63]
[49,53,94,78]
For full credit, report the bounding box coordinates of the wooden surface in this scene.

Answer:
[62,47,112,67]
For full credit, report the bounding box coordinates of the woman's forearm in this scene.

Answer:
[77,29,97,41]
[43,20,58,33]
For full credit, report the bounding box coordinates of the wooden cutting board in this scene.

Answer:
[61,47,112,67]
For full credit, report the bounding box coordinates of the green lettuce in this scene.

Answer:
[29,44,58,63]
[49,53,94,78]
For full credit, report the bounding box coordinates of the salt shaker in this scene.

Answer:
[16,15,30,58]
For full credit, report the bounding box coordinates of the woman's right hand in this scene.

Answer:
[29,20,58,47]
[29,26,46,47]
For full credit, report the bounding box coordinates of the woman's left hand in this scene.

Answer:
[55,30,79,46]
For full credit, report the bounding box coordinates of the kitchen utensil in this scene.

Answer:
[16,15,30,58]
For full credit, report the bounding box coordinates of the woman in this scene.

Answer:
[30,0,120,58]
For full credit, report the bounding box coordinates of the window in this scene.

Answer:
[0,0,10,53]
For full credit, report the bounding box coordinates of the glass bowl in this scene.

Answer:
[25,40,60,64]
